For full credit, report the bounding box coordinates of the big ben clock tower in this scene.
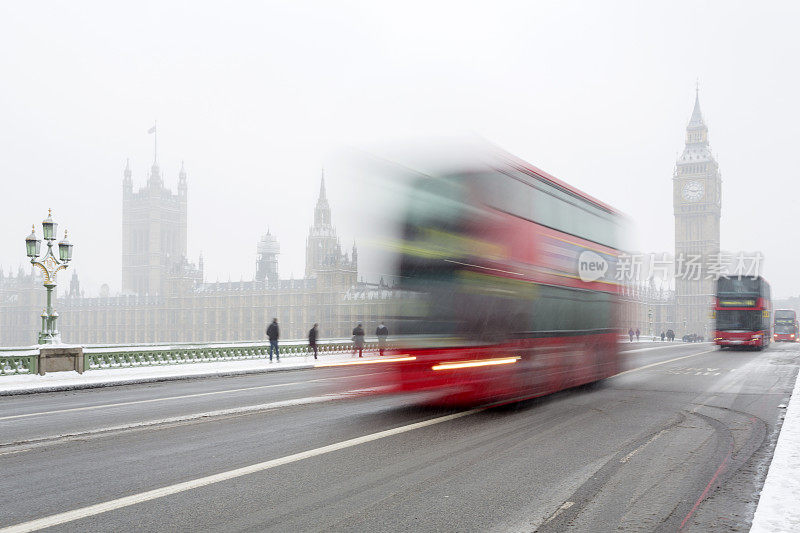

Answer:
[673,87,722,336]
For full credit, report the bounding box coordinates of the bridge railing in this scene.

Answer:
[0,347,39,376]
[83,338,384,371]
[1,338,387,375]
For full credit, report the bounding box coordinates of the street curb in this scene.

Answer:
[0,361,319,397]
[749,360,800,532]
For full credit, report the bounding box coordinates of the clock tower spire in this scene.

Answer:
[673,86,722,337]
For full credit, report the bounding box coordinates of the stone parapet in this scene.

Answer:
[38,346,84,375]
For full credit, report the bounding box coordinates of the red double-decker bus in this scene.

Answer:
[713,276,772,350]
[385,148,627,404]
[774,309,799,342]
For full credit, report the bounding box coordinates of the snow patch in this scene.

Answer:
[0,352,369,395]
[750,366,800,533]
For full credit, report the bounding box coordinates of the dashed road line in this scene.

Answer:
[613,349,715,378]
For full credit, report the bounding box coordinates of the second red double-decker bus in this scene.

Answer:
[385,147,627,404]
[713,276,772,350]
[774,309,799,342]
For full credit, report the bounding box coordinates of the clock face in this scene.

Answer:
[682,180,704,202]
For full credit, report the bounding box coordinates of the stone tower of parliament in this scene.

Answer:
[122,158,188,296]
[305,173,357,288]
[673,88,722,336]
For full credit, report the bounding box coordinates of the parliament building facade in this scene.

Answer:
[0,161,397,347]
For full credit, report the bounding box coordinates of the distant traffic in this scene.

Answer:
[773,309,799,342]
[713,275,772,350]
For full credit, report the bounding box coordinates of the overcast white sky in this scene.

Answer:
[1,1,799,297]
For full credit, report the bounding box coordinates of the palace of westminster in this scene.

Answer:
[0,91,726,346]
[0,161,397,346]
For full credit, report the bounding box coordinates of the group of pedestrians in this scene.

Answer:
[349,322,390,358]
[627,327,676,343]
[266,318,389,361]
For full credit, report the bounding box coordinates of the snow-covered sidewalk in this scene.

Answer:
[0,352,376,395]
[750,368,800,532]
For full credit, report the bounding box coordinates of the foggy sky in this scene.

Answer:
[1,1,799,296]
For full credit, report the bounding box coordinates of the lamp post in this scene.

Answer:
[25,209,73,344]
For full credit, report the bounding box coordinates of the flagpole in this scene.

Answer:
[154,120,158,164]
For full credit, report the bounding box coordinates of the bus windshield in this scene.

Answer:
[716,309,763,331]
[717,277,761,295]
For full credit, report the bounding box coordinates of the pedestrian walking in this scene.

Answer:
[667,329,675,342]
[628,328,634,342]
[376,321,389,356]
[635,328,640,342]
[308,323,318,360]
[266,318,280,362]
[661,331,665,342]
[352,323,365,358]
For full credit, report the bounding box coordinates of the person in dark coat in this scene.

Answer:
[376,322,388,356]
[661,331,666,342]
[266,318,280,362]
[308,323,318,360]
[667,329,675,342]
[352,323,365,358]
[635,328,640,341]
[628,328,634,342]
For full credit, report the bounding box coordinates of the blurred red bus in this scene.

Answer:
[773,309,798,342]
[387,149,627,405]
[713,276,772,350]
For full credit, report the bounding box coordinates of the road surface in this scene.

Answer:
[0,341,797,532]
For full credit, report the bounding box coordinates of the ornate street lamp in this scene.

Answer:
[58,230,73,262]
[25,226,41,258]
[25,209,73,344]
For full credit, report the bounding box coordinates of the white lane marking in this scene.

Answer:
[619,427,669,464]
[544,501,575,524]
[0,373,377,422]
[612,349,715,378]
[0,388,388,449]
[0,407,484,533]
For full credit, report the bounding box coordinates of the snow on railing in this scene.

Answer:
[0,337,394,375]
[0,346,39,375]
[82,338,384,371]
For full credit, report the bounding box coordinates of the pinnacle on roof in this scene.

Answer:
[688,85,705,128]
[148,160,162,187]
[319,168,327,200]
